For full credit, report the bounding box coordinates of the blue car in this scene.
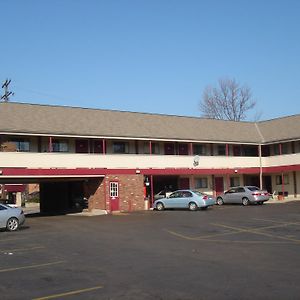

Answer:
[153,190,215,211]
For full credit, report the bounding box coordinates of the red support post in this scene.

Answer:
[150,175,154,207]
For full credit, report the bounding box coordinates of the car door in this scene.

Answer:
[164,191,181,208]
[224,188,236,203]
[0,205,8,228]
[235,187,246,204]
[179,191,193,208]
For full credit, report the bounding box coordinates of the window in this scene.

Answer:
[110,182,119,197]
[281,143,289,154]
[178,143,189,155]
[12,139,30,152]
[236,187,245,193]
[273,144,280,155]
[164,143,175,155]
[169,191,182,198]
[52,140,69,152]
[243,146,258,157]
[113,142,129,154]
[151,142,160,154]
[195,177,208,189]
[230,177,240,187]
[276,175,289,185]
[193,144,206,155]
[217,145,226,156]
[182,191,193,197]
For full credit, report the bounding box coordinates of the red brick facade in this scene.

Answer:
[85,174,145,212]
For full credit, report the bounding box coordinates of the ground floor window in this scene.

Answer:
[195,177,208,189]
[110,182,119,197]
[230,177,240,187]
[276,174,289,185]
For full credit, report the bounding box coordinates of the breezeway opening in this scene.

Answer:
[0,176,104,215]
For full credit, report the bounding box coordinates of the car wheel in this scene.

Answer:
[156,202,164,211]
[242,197,250,206]
[189,202,198,211]
[6,217,19,231]
[216,197,224,205]
[258,201,264,205]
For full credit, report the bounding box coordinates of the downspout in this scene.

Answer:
[259,144,263,190]
[255,122,265,191]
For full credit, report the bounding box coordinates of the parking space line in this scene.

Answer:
[32,285,103,300]
[253,218,300,226]
[1,246,45,253]
[0,237,28,242]
[165,229,295,244]
[0,260,65,273]
[165,229,245,240]
[212,223,300,244]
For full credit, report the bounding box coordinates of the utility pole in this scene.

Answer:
[1,79,14,102]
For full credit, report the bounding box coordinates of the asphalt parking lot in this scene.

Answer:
[1,202,300,300]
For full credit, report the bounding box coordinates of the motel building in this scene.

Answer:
[0,102,299,214]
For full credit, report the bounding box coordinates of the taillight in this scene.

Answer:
[203,195,208,200]
[252,193,261,196]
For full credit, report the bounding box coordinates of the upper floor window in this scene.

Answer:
[164,143,175,155]
[217,145,226,156]
[52,139,69,152]
[12,139,30,152]
[178,143,189,155]
[113,142,129,154]
[194,144,206,155]
[244,145,258,157]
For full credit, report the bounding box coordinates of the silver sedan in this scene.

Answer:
[0,203,25,231]
[216,186,270,206]
[154,190,215,211]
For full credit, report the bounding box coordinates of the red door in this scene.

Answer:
[215,177,224,195]
[179,178,190,189]
[75,139,89,153]
[109,181,119,211]
[164,143,175,155]
[93,140,103,153]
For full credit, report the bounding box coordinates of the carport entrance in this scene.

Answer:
[152,176,179,195]
[0,175,104,214]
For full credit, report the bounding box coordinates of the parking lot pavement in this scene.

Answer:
[0,202,300,299]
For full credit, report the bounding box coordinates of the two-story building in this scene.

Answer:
[0,102,299,213]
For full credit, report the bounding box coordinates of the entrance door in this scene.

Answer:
[75,139,89,153]
[215,177,224,195]
[109,181,119,211]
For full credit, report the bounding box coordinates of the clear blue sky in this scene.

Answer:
[1,0,299,121]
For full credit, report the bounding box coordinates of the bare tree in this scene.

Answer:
[200,78,256,121]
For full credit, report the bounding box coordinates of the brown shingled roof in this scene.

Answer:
[0,102,299,144]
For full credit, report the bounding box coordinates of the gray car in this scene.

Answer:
[216,186,270,206]
[0,203,25,231]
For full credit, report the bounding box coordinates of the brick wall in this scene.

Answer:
[85,174,145,212]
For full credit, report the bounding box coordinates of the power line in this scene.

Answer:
[1,79,14,102]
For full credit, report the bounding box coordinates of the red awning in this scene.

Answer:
[3,184,26,192]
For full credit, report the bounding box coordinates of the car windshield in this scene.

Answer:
[247,186,260,191]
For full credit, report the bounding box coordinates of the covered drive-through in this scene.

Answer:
[0,175,105,214]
